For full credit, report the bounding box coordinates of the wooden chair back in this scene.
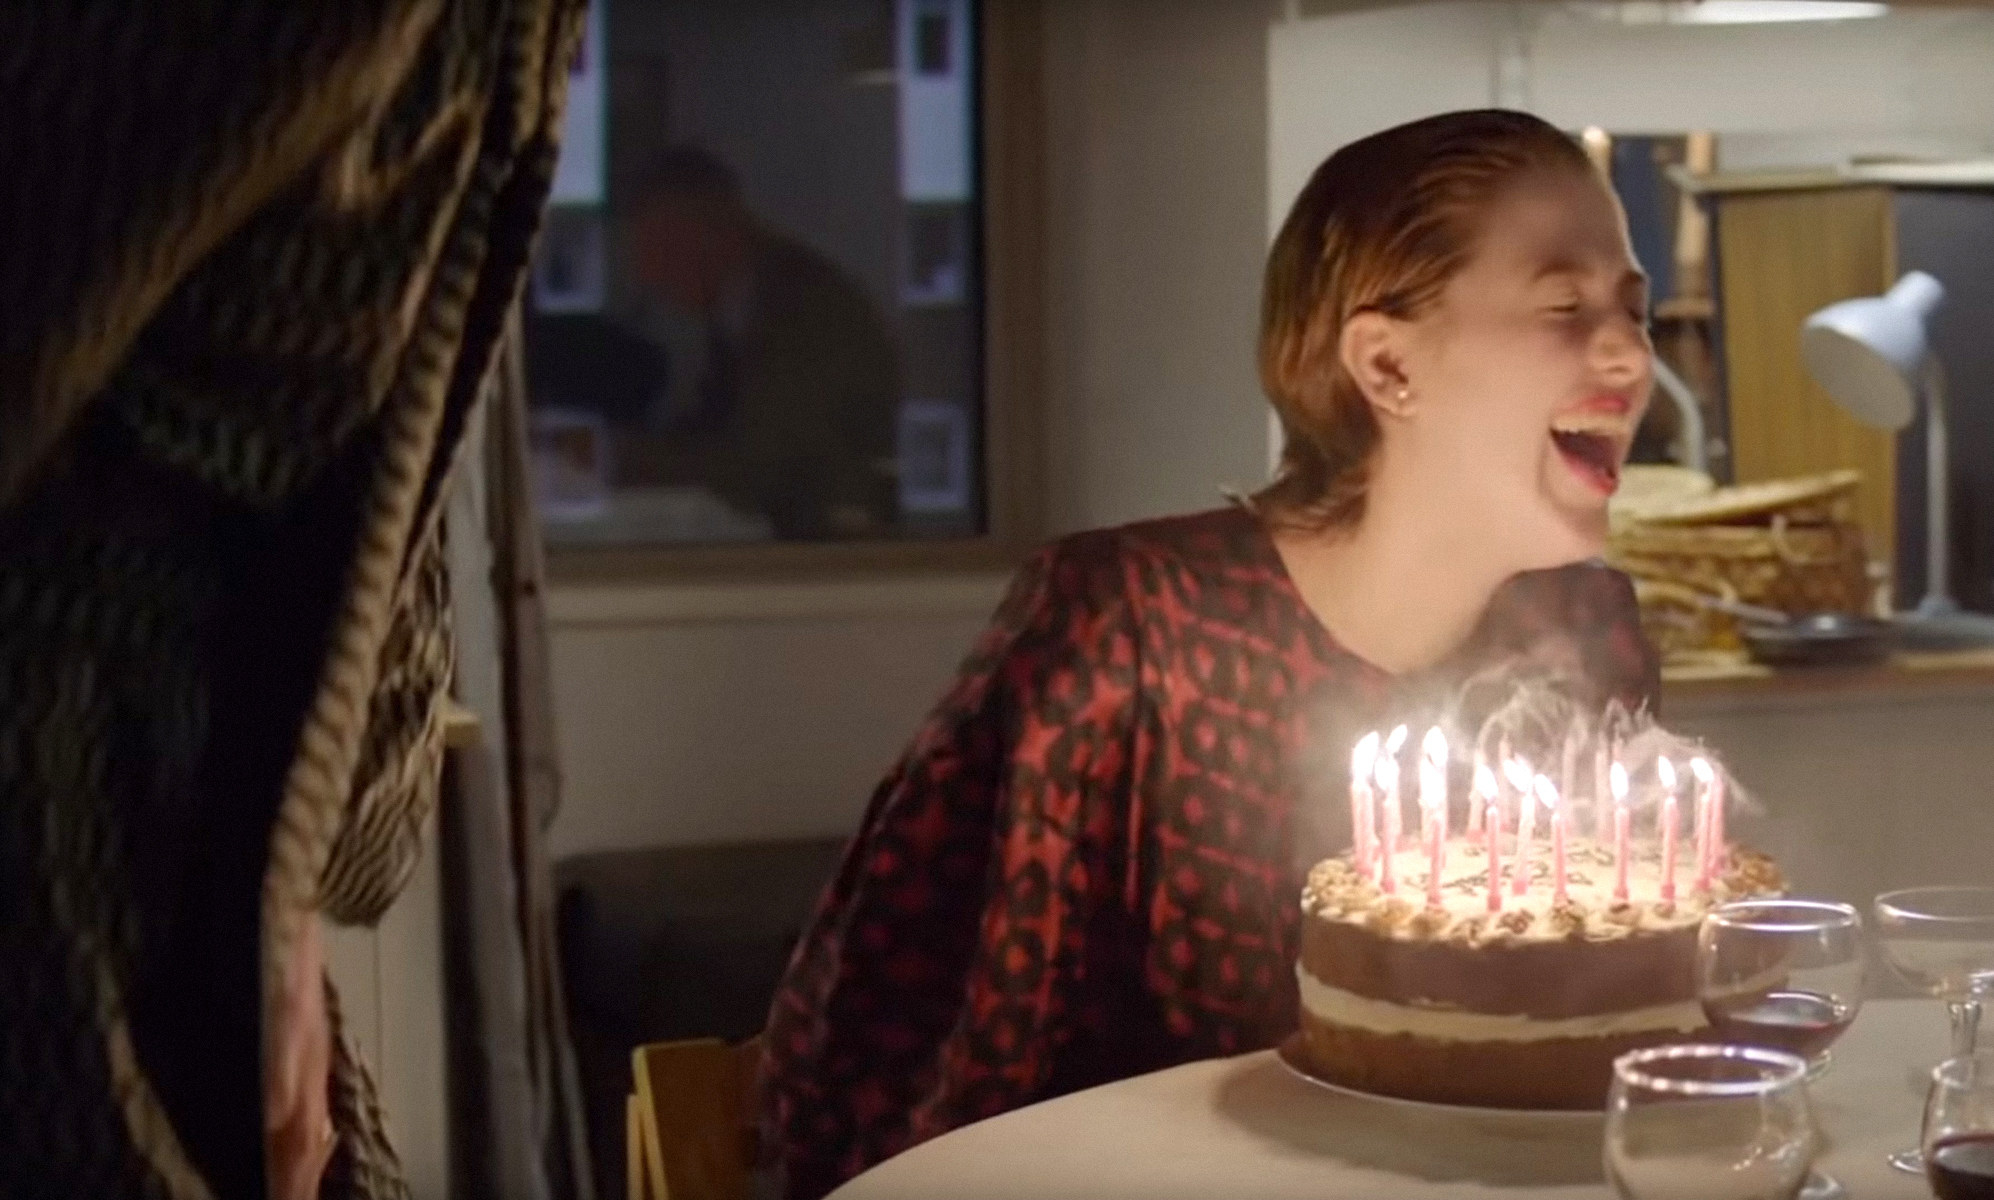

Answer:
[627,1036,762,1200]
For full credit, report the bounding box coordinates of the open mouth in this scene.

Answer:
[1550,428,1623,496]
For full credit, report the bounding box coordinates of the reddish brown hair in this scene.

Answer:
[1253,109,1594,529]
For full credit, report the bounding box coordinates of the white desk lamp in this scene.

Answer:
[1801,271,1994,644]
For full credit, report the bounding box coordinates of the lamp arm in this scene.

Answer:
[1652,358,1709,473]
[1919,357,1957,617]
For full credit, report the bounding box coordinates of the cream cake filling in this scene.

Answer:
[1295,965,1705,1043]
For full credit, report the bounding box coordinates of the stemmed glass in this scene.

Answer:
[1698,900,1863,1200]
[1874,886,1994,1174]
[1604,1044,1818,1200]
[1923,1052,1994,1200]
[1698,900,1865,1074]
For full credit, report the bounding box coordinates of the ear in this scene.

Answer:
[1338,310,1412,418]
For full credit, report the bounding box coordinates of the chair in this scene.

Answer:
[627,1035,763,1200]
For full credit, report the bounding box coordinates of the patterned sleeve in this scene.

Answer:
[758,535,1141,1200]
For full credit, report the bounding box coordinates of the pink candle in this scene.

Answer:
[1467,751,1487,835]
[1707,762,1727,880]
[1475,764,1502,912]
[1689,756,1714,893]
[1505,757,1536,896]
[1657,757,1679,904]
[1376,725,1408,895]
[1609,760,1631,903]
[1350,732,1380,877]
[1420,728,1449,908]
[1536,776,1567,906]
[1593,739,1614,841]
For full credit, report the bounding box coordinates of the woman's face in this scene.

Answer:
[1387,168,1653,569]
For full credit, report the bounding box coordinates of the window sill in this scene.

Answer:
[545,567,1012,628]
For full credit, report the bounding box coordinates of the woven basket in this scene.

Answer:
[1607,470,1874,659]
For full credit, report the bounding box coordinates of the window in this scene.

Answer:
[524,0,1038,570]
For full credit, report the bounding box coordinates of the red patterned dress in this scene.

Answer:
[760,505,1658,1198]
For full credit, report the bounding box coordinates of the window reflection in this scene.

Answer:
[525,0,984,547]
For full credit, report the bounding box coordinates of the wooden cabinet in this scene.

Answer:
[1689,170,1994,611]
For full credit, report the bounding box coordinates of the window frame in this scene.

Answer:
[544,0,1047,584]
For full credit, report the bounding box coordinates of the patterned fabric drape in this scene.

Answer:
[0,2,584,1195]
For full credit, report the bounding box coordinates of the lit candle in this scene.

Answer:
[1420,727,1449,909]
[1593,736,1614,841]
[1376,725,1409,895]
[1559,730,1581,835]
[1350,732,1380,878]
[1657,756,1679,904]
[1610,760,1631,903]
[1504,757,1536,896]
[1476,764,1503,913]
[1690,756,1724,892]
[1467,749,1487,835]
[1707,759,1727,881]
[1535,775,1567,906]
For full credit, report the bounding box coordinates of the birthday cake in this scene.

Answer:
[1294,731,1784,1110]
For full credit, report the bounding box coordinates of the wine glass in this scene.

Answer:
[1698,900,1862,1200]
[1699,900,1864,1074]
[1605,1043,1818,1200]
[1874,886,1994,1174]
[1923,1052,1994,1200]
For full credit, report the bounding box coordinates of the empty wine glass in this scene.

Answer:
[1923,1052,1994,1200]
[1605,1043,1817,1200]
[1874,886,1994,1174]
[1699,900,1864,1074]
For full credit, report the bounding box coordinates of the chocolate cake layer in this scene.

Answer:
[1296,1009,1691,1110]
[1299,917,1698,1018]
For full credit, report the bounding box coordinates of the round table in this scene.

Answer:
[831,999,1950,1199]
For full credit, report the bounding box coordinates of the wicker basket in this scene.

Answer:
[1607,470,1874,659]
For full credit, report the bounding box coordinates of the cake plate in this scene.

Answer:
[1274,1034,1603,1126]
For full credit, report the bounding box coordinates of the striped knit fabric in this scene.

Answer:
[0,2,584,1195]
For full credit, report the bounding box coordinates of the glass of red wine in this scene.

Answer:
[1924,1052,1994,1200]
[1698,899,1862,1200]
[1698,900,1864,1072]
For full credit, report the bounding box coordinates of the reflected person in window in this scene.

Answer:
[759,109,1663,1199]
[626,146,901,540]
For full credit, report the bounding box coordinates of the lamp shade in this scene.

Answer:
[1799,270,1946,430]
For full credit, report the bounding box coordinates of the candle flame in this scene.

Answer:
[1689,756,1715,785]
[1533,775,1560,810]
[1657,756,1677,790]
[1352,730,1379,781]
[1421,725,1447,764]
[1473,763,1498,800]
[1501,756,1533,794]
[1610,761,1629,804]
[1384,724,1409,755]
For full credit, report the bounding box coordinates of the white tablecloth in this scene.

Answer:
[831,999,1950,1200]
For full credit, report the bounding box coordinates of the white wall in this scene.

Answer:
[1267,1,1510,232]
[547,0,1277,857]
[545,580,1002,856]
[1269,2,1994,226]
[1040,0,1274,536]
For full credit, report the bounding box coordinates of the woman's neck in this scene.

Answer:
[1272,483,1515,677]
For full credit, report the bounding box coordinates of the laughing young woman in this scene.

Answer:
[759,109,1661,1199]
